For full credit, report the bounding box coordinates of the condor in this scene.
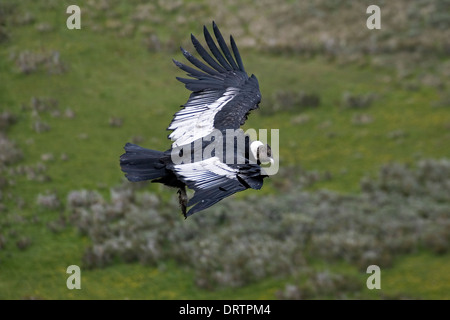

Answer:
[120,22,273,217]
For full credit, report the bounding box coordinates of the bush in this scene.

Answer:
[0,111,17,132]
[261,90,320,115]
[36,192,61,210]
[0,134,23,166]
[341,92,377,109]
[276,270,361,300]
[66,158,450,295]
[14,50,67,75]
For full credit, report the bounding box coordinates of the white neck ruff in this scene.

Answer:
[250,141,264,162]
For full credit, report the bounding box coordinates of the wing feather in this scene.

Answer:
[172,59,207,79]
[230,35,245,72]
[191,34,227,73]
[212,21,240,71]
[168,88,239,146]
[173,157,247,216]
[180,46,220,76]
[203,25,233,71]
[170,22,262,147]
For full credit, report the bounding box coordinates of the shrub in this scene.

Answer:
[14,50,67,75]
[341,92,377,109]
[0,234,7,250]
[261,90,320,115]
[16,236,32,250]
[352,113,374,125]
[276,270,361,299]
[0,134,23,166]
[109,117,123,127]
[31,119,51,133]
[36,192,61,210]
[0,111,17,132]
[66,158,450,294]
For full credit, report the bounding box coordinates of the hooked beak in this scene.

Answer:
[261,158,274,165]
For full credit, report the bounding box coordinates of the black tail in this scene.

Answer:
[120,143,166,182]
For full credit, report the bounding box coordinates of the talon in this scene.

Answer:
[177,187,188,218]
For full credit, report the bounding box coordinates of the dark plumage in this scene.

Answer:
[120,22,273,217]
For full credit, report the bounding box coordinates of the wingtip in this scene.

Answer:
[185,209,194,218]
[190,33,199,45]
[172,58,182,67]
[203,24,211,35]
[180,46,190,56]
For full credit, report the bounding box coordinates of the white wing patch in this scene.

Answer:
[173,157,237,189]
[168,87,239,147]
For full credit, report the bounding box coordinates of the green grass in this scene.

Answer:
[1,0,449,300]
[380,252,450,300]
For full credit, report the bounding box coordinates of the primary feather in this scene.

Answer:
[169,21,262,148]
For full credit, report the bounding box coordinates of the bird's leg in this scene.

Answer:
[177,186,188,218]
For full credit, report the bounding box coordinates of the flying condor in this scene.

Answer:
[120,22,274,217]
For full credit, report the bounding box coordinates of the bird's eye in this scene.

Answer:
[265,144,272,157]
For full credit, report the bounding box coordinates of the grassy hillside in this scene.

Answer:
[0,0,449,299]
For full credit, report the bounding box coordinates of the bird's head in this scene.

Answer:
[250,141,274,165]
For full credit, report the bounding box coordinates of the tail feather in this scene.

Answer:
[120,143,166,182]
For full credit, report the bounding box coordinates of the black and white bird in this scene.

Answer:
[120,22,273,217]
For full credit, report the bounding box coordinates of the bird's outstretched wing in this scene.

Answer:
[173,157,264,217]
[169,22,262,148]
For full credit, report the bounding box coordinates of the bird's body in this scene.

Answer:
[120,22,273,217]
